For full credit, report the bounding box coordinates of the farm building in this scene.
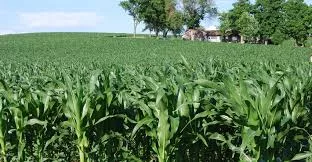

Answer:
[206,30,222,42]
[222,30,241,43]
[182,27,242,43]
[182,29,223,42]
[206,29,242,43]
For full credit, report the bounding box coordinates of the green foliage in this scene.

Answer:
[137,0,168,36]
[237,12,259,43]
[0,33,311,161]
[119,0,142,37]
[221,0,311,46]
[271,29,287,45]
[0,33,310,66]
[180,0,217,29]
[167,11,184,37]
[254,0,285,41]
[282,0,312,47]
[227,0,252,33]
[219,12,232,36]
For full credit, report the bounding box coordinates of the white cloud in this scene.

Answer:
[19,12,102,28]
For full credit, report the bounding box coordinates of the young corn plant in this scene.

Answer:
[62,72,125,162]
[129,74,180,162]
[26,89,62,162]
[0,79,28,162]
[0,97,10,162]
[62,74,94,162]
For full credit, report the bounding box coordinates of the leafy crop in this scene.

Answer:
[0,33,311,67]
[0,33,311,161]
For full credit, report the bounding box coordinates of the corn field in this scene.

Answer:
[1,33,311,66]
[0,57,311,162]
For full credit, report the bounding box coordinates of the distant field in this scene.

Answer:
[0,33,311,67]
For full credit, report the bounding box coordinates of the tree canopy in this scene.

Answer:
[120,0,217,37]
[120,0,141,37]
[237,12,259,43]
[219,0,312,46]
[180,0,217,29]
[282,0,312,46]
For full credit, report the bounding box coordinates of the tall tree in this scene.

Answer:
[138,0,167,37]
[120,0,141,38]
[163,0,184,37]
[219,12,232,37]
[254,0,285,45]
[282,0,312,47]
[228,0,252,33]
[180,0,217,29]
[237,12,259,43]
[138,0,183,38]
[167,11,184,37]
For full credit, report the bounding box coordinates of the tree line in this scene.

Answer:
[119,0,217,38]
[120,0,312,47]
[220,0,312,46]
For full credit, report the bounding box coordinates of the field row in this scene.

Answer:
[0,59,311,161]
[0,33,311,67]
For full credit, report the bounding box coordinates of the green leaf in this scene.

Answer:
[209,133,227,142]
[169,116,179,139]
[197,134,208,147]
[95,114,125,125]
[194,79,220,90]
[26,119,48,127]
[292,152,312,161]
[81,98,90,120]
[131,117,154,138]
[177,89,189,117]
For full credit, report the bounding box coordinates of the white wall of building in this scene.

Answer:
[207,36,222,42]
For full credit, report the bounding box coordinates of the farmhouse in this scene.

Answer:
[182,27,240,43]
[206,30,222,42]
[182,29,206,41]
[221,29,242,43]
[182,29,223,42]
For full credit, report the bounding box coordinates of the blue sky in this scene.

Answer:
[0,0,311,34]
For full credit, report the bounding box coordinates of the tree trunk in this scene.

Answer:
[265,40,268,45]
[240,35,244,44]
[155,30,159,37]
[163,30,168,38]
[133,18,137,38]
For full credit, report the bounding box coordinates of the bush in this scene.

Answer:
[271,30,287,45]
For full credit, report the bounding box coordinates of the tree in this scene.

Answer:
[120,0,141,38]
[219,12,232,37]
[163,0,183,37]
[282,0,312,47]
[138,0,183,38]
[227,0,252,33]
[138,0,168,37]
[237,12,259,43]
[254,0,285,45]
[179,0,217,29]
[167,11,184,37]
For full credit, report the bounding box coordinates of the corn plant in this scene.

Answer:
[0,55,311,161]
[0,97,9,162]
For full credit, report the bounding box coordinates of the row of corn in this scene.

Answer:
[0,59,311,162]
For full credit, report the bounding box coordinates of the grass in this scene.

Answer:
[0,33,311,67]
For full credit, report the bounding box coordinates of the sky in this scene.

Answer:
[0,0,311,35]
